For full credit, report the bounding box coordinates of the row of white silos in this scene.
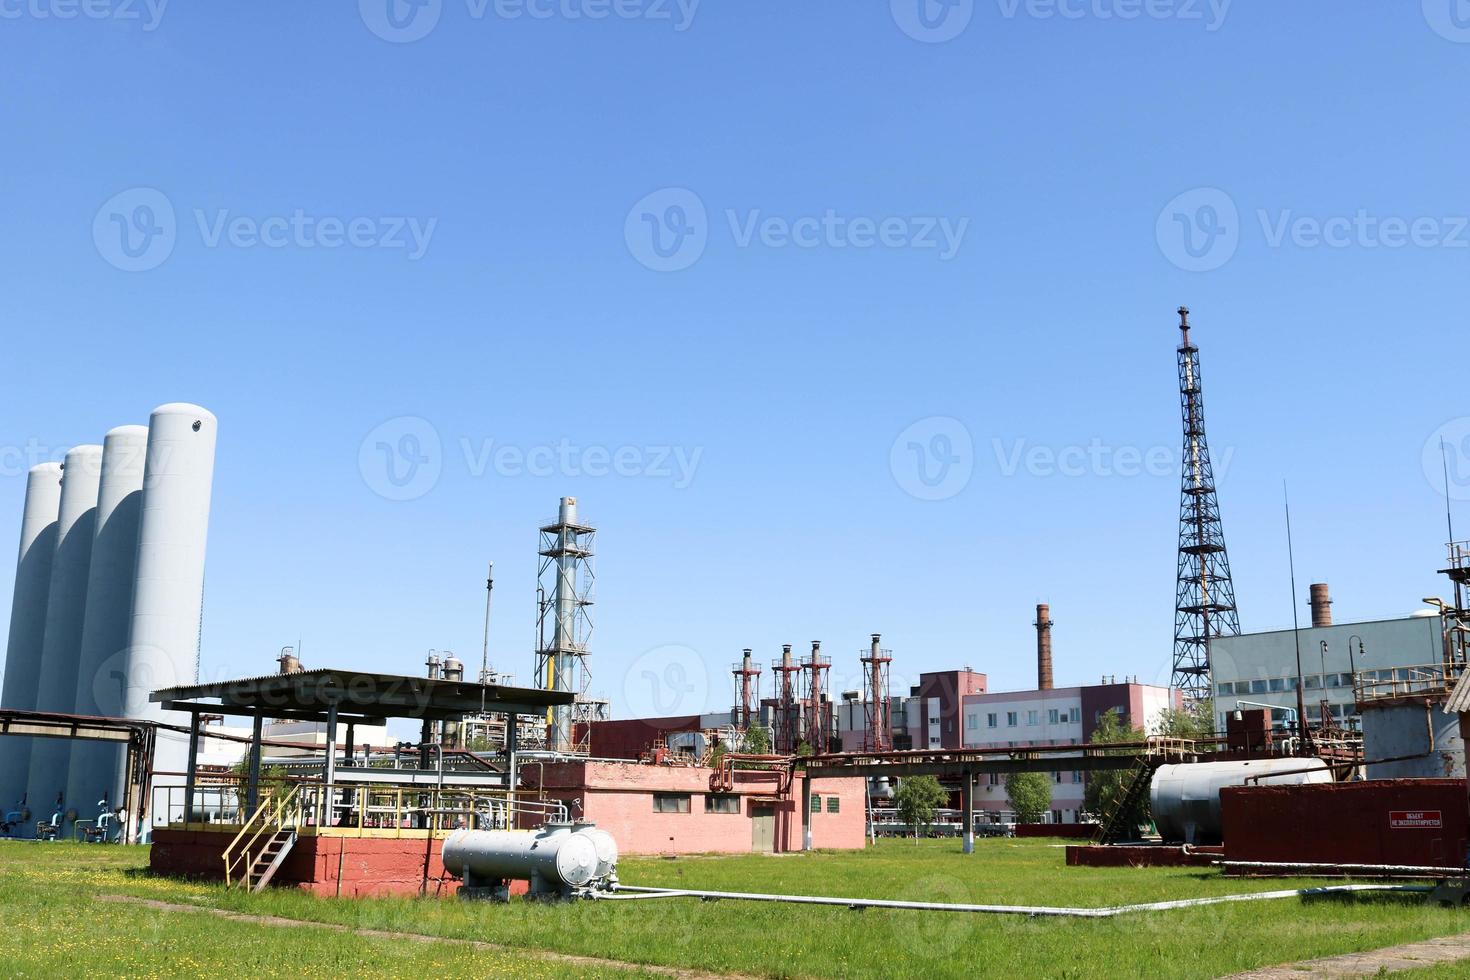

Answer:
[0,404,216,832]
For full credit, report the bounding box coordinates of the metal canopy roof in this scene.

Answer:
[151,668,573,721]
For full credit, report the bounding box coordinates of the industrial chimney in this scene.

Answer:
[1035,603,1054,691]
[1309,583,1332,628]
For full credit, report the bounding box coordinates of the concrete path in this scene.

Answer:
[1224,931,1470,977]
[99,894,746,980]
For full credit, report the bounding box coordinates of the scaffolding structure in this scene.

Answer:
[860,634,893,753]
[534,497,595,754]
[731,649,762,730]
[771,644,801,754]
[1171,307,1241,702]
[801,641,831,753]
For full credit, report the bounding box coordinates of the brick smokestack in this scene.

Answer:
[1309,583,1332,628]
[1035,603,1054,691]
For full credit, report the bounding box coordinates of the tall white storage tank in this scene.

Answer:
[124,405,216,796]
[0,462,64,813]
[26,445,105,820]
[66,425,149,817]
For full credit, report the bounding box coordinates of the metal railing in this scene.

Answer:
[223,783,303,887]
[1353,661,1467,704]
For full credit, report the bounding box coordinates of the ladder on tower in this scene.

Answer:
[1092,757,1161,845]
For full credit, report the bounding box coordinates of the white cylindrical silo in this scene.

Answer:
[26,445,105,822]
[0,462,64,815]
[66,425,149,818]
[123,405,217,794]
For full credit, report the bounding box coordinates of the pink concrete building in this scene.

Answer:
[523,760,866,855]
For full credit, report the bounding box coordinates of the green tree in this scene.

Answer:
[795,740,814,758]
[743,726,771,754]
[1004,770,1053,824]
[894,775,947,840]
[1156,700,1215,741]
[1082,708,1147,826]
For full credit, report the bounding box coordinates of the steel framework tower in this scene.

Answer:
[771,644,800,754]
[1172,307,1241,702]
[860,634,892,752]
[731,648,762,729]
[801,641,830,752]
[535,497,595,753]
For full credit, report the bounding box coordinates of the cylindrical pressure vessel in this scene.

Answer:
[0,462,64,814]
[572,822,619,880]
[442,825,601,892]
[1150,758,1331,845]
[67,425,149,816]
[124,405,217,789]
[27,445,105,820]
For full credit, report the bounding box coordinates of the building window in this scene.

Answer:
[1071,771,1083,784]
[653,793,691,814]
[1047,708,1059,725]
[1250,679,1267,694]
[966,712,978,730]
[704,794,740,815]
[1217,682,1233,695]
[1052,771,1062,784]
[1268,678,1284,693]
[1007,712,1018,727]
[1051,810,1062,824]
[1027,710,1039,726]
[987,713,997,728]
[826,797,840,813]
[811,794,823,813]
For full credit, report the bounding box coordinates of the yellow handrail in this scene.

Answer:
[222,783,302,888]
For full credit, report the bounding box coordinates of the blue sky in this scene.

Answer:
[1,1,1467,723]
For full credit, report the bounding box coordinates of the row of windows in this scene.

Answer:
[965,706,1082,730]
[1219,668,1428,697]
[652,793,842,815]
[984,771,1085,785]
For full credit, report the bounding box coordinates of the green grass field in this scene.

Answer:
[3,837,1468,978]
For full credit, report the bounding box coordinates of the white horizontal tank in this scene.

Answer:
[0,462,64,814]
[1150,757,1331,845]
[442,825,602,897]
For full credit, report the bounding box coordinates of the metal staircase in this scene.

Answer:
[1093,757,1160,845]
[223,784,301,892]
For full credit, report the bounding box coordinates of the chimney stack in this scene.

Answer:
[1309,583,1332,628]
[1036,603,1054,690]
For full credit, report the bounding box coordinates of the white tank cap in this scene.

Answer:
[104,424,150,439]
[150,403,217,423]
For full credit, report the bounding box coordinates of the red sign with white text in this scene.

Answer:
[1389,810,1442,829]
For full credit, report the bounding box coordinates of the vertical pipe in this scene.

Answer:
[801,773,812,851]
[247,711,263,815]
[962,768,974,855]
[324,702,338,825]
[68,425,149,816]
[184,711,199,824]
[1036,604,1054,691]
[551,497,577,752]
[124,404,217,805]
[0,461,63,815]
[28,444,104,826]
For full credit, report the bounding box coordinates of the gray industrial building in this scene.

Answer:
[1209,586,1445,732]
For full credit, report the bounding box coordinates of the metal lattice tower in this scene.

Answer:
[771,645,801,754]
[801,641,831,752]
[860,634,892,752]
[534,496,595,754]
[1172,307,1241,702]
[731,649,762,729]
